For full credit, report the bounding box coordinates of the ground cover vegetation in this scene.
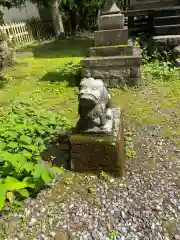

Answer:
[0,35,179,222]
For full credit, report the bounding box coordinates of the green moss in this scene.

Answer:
[94,44,129,49]
[71,134,115,144]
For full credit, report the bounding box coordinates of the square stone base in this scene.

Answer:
[94,28,128,47]
[81,47,142,86]
[70,108,124,177]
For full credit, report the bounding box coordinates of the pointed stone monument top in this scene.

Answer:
[109,2,121,14]
[101,1,122,16]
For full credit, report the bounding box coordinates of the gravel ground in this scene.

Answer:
[2,123,180,240]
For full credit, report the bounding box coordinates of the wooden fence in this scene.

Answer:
[0,22,34,48]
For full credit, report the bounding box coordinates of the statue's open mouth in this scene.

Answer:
[80,93,99,105]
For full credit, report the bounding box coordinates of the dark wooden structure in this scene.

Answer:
[123,0,180,35]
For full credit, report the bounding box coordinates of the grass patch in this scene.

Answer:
[1,39,89,124]
[112,61,180,145]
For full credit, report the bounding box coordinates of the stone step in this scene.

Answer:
[154,15,180,26]
[153,6,180,17]
[154,24,180,36]
[89,40,133,57]
[81,48,141,68]
[152,35,180,46]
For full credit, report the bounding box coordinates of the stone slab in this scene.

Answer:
[70,108,124,177]
[81,48,141,68]
[94,28,128,47]
[89,39,133,57]
[98,13,124,30]
[153,35,180,46]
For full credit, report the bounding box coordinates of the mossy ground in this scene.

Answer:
[2,39,180,145]
[1,39,93,124]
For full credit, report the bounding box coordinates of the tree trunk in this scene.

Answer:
[50,0,65,38]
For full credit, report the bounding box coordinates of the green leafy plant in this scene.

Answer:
[142,61,180,83]
[0,101,70,211]
[87,183,96,195]
[99,171,109,181]
[108,230,117,239]
[125,131,136,158]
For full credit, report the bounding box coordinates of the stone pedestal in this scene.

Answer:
[95,28,128,46]
[80,2,142,87]
[70,108,124,177]
[98,13,124,30]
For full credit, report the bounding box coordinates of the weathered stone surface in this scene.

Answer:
[77,77,112,133]
[129,67,142,85]
[94,28,128,47]
[42,134,70,168]
[80,2,142,87]
[153,35,180,47]
[109,78,123,87]
[81,67,130,86]
[89,41,133,57]
[70,108,124,177]
[173,45,180,57]
[99,13,124,30]
[175,58,180,67]
[81,54,141,68]
[130,67,140,78]
[81,47,141,87]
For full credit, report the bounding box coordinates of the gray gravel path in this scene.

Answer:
[2,123,180,240]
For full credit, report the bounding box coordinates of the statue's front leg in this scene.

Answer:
[100,114,106,128]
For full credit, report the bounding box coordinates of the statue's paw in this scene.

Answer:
[106,108,112,120]
[100,122,109,130]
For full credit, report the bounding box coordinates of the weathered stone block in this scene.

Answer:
[81,54,141,68]
[109,78,121,87]
[98,13,124,30]
[70,108,124,177]
[94,28,128,47]
[89,41,133,57]
[81,46,142,87]
[42,134,70,168]
[175,58,180,67]
[153,35,180,47]
[129,67,142,85]
[173,45,180,57]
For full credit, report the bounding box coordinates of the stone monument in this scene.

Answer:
[70,75,124,177]
[80,2,142,87]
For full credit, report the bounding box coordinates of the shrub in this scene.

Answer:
[134,34,174,64]
[142,61,180,83]
[0,102,70,211]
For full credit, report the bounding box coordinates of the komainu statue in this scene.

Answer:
[77,77,112,133]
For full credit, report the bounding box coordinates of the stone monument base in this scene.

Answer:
[81,46,142,87]
[70,108,124,177]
